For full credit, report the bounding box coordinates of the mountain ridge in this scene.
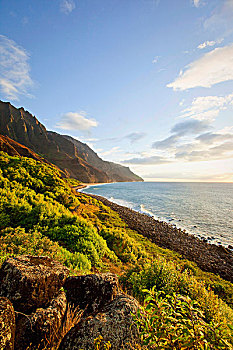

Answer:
[0,100,143,183]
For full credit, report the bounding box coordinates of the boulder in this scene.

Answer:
[0,297,15,350]
[59,294,140,350]
[0,255,69,313]
[64,273,119,314]
[15,290,67,350]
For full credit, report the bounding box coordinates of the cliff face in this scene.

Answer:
[64,135,143,182]
[0,100,143,183]
[0,134,49,164]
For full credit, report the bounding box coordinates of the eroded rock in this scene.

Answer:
[15,290,67,350]
[0,255,69,313]
[0,297,15,350]
[59,294,140,350]
[64,273,119,314]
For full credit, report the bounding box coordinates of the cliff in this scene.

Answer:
[0,100,143,183]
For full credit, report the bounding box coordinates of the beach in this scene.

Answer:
[82,192,233,283]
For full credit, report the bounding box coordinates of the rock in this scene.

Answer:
[59,294,140,350]
[0,255,69,313]
[64,273,119,314]
[0,297,15,350]
[15,290,67,350]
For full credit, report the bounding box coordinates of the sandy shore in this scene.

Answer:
[83,193,233,283]
[74,183,108,190]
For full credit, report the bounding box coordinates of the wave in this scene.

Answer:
[139,204,155,217]
[108,196,135,209]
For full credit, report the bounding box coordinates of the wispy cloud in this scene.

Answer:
[197,39,223,49]
[175,141,233,162]
[122,155,171,165]
[167,44,233,90]
[56,111,98,131]
[99,146,121,157]
[180,93,233,121]
[124,132,147,143]
[0,35,34,101]
[193,0,201,8]
[152,119,211,150]
[152,56,159,64]
[204,0,233,37]
[102,132,146,144]
[60,0,76,14]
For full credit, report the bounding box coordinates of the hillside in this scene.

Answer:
[0,150,233,349]
[0,100,143,183]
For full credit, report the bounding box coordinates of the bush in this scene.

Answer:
[134,287,233,349]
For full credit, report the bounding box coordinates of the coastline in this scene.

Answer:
[74,183,109,191]
[79,191,233,283]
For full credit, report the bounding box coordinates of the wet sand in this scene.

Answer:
[83,193,233,283]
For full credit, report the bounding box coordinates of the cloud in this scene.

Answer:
[180,93,233,121]
[56,112,98,131]
[101,132,146,144]
[197,39,223,49]
[193,0,201,8]
[122,155,171,165]
[176,141,233,162]
[124,132,146,143]
[124,125,233,165]
[196,132,233,144]
[99,147,121,157]
[204,0,233,36]
[60,0,75,14]
[0,35,34,101]
[171,119,211,135]
[152,120,211,150]
[152,56,159,64]
[152,135,179,150]
[167,44,233,90]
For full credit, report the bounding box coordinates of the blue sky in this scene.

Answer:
[0,0,233,181]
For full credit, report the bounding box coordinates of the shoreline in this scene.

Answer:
[74,183,109,191]
[80,191,233,283]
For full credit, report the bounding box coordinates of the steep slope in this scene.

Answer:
[64,135,143,182]
[0,100,142,183]
[0,134,46,162]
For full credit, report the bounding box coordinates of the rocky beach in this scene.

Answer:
[84,193,233,283]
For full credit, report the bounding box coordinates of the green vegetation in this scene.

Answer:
[0,150,233,348]
[133,288,232,349]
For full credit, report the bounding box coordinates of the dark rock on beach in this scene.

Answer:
[0,255,69,313]
[0,297,15,350]
[59,294,140,350]
[64,273,119,314]
[86,194,233,283]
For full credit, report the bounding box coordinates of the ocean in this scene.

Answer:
[80,182,233,248]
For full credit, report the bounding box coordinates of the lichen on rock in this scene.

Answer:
[0,255,69,313]
[0,297,15,350]
[59,294,140,350]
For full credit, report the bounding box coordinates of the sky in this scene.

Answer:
[0,0,233,182]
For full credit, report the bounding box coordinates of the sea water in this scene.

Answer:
[80,182,233,247]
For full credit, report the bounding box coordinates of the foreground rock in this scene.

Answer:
[64,273,119,314]
[15,291,67,350]
[59,294,140,350]
[0,255,69,313]
[0,297,15,350]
